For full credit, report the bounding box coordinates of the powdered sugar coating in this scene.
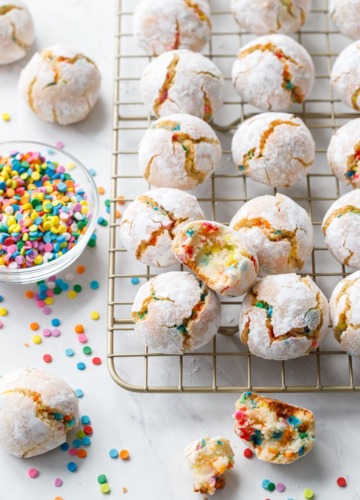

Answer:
[133,0,211,56]
[141,49,225,121]
[328,119,360,188]
[239,274,329,360]
[19,45,101,125]
[231,0,311,35]
[331,41,360,112]
[232,35,314,111]
[139,113,222,190]
[0,367,79,458]
[0,0,34,65]
[231,112,315,187]
[120,188,204,268]
[330,0,360,41]
[230,194,313,276]
[132,272,221,354]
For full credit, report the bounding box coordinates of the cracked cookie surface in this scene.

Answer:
[0,0,33,65]
[330,0,360,41]
[331,41,360,112]
[328,118,360,188]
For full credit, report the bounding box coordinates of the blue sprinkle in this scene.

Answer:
[251,429,263,445]
[0,296,3,302]
[298,446,305,456]
[51,318,60,327]
[60,442,69,451]
[81,436,91,446]
[109,448,119,459]
[81,415,91,425]
[65,348,74,357]
[186,229,195,237]
[72,439,82,449]
[287,415,301,427]
[239,165,245,171]
[77,362,86,371]
[90,280,99,289]
[75,388,83,398]
[262,479,271,490]
[272,430,283,440]
[131,277,140,285]
[67,461,77,472]
[88,168,96,176]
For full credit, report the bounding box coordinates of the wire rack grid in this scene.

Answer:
[108,0,360,393]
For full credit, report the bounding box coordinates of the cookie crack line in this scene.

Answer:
[352,88,360,111]
[322,205,360,234]
[183,0,211,29]
[27,76,38,114]
[334,278,357,341]
[153,54,179,114]
[0,5,22,15]
[143,153,161,181]
[173,18,181,50]
[345,142,360,186]
[132,281,175,322]
[9,21,29,50]
[280,0,297,19]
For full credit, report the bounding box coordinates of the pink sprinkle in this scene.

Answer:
[78,334,87,343]
[37,300,45,308]
[276,483,286,492]
[55,141,65,149]
[43,307,51,315]
[43,328,52,337]
[68,448,77,456]
[52,328,61,337]
[0,321,3,329]
[46,289,54,297]
[54,478,63,487]
[28,468,39,479]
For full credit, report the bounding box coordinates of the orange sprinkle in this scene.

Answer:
[24,343,30,348]
[75,324,84,334]
[77,449,87,459]
[98,186,105,195]
[116,210,122,219]
[120,449,129,460]
[25,290,34,299]
[30,322,39,331]
[117,196,125,205]
[54,497,64,500]
[76,265,86,274]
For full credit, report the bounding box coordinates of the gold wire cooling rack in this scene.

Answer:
[108,0,360,393]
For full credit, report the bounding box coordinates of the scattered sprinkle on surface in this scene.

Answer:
[27,468,39,479]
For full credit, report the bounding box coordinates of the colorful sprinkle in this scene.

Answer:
[90,311,100,320]
[120,449,129,460]
[92,357,101,365]
[268,483,276,492]
[83,346,92,355]
[67,462,77,472]
[51,318,60,327]
[54,478,63,487]
[60,443,69,451]
[337,477,347,487]
[90,280,99,289]
[28,468,39,478]
[77,362,86,371]
[43,354,52,363]
[75,324,84,333]
[81,415,90,425]
[32,334,42,344]
[2,112,10,122]
[98,475,107,484]
[109,448,119,459]
[304,488,314,499]
[100,484,110,494]
[74,388,83,398]
[0,308,7,316]
[65,348,74,357]
[131,277,140,285]
[276,483,286,492]
[243,448,253,459]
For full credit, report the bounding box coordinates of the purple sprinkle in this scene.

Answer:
[55,141,65,149]
[54,477,63,487]
[276,482,286,493]
[43,306,51,315]
[52,328,61,337]
[43,328,52,337]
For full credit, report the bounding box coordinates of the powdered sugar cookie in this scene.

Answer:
[331,41,360,112]
[184,437,234,495]
[134,0,211,56]
[120,188,204,268]
[173,220,259,296]
[239,274,329,360]
[230,194,313,276]
[231,0,311,36]
[132,272,221,354]
[0,0,34,65]
[328,119,360,188]
[233,392,316,464]
[330,0,360,41]
[141,49,224,121]
[231,112,315,187]
[19,45,101,125]
[139,114,222,190]
[232,35,314,111]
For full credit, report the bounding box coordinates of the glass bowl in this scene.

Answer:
[0,141,99,284]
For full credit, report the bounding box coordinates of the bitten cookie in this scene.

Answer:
[327,119,360,188]
[141,49,224,121]
[184,437,234,495]
[120,188,204,268]
[331,41,360,112]
[231,112,315,187]
[173,220,259,296]
[0,367,79,458]
[19,45,101,125]
[233,392,316,464]
[0,0,34,65]
[239,274,329,360]
[132,272,221,354]
[230,194,313,276]
[322,190,360,268]
[133,0,211,56]
[232,35,314,111]
[330,0,360,41]
[139,114,222,190]
[231,0,311,36]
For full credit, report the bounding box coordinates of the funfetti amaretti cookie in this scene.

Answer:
[239,274,329,360]
[0,0,34,65]
[331,41,360,112]
[231,112,315,187]
[327,119,360,188]
[141,49,224,121]
[330,0,360,41]
[232,35,314,111]
[230,194,314,276]
[134,0,211,56]
[231,0,311,36]
[132,272,221,354]
[173,220,259,297]
[233,392,316,464]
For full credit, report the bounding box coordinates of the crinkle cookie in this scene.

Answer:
[0,0,34,65]
[139,114,222,190]
[19,45,101,125]
[232,35,315,111]
[0,367,79,458]
[231,112,315,187]
[330,271,360,356]
[141,49,224,121]
[230,194,313,276]
[330,0,360,41]
[231,0,311,36]
[239,274,329,360]
[331,41,360,112]
[184,437,234,495]
[133,0,211,56]
[120,188,204,268]
[328,119,360,189]
[233,392,316,464]
[132,272,221,354]
[322,190,360,268]
[173,220,259,297]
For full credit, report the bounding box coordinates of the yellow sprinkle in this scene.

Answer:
[0,308,7,317]
[1,112,10,122]
[68,291,77,299]
[100,484,110,494]
[67,161,76,170]
[90,311,100,321]
[34,255,43,265]
[32,335,42,345]
[122,487,128,493]
[44,297,53,305]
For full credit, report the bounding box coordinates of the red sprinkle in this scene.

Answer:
[244,448,253,459]
[92,357,101,365]
[83,425,93,435]
[337,477,347,487]
[43,354,52,363]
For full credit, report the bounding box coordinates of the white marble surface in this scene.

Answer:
[0,0,359,499]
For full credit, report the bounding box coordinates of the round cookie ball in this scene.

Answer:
[173,220,259,297]
[239,273,329,360]
[0,0,34,65]
[120,188,204,268]
[322,190,360,268]
[133,0,211,56]
[328,119,360,188]
[0,367,79,458]
[230,194,313,276]
[139,114,222,190]
[330,0,360,41]
[232,35,315,111]
[19,45,101,125]
[231,0,311,36]
[330,271,360,356]
[331,41,360,112]
[131,271,221,354]
[231,112,315,187]
[141,49,224,121]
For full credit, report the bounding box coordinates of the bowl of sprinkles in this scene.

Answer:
[0,141,99,283]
